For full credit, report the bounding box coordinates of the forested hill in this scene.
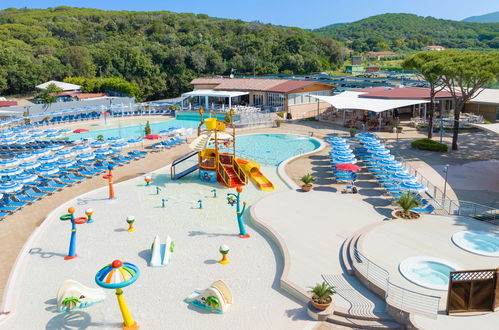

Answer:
[462,11,499,23]
[0,7,342,100]
[313,13,499,52]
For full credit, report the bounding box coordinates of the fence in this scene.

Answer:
[353,248,441,318]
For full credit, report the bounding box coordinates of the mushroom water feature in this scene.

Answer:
[226,186,249,238]
[219,244,230,264]
[95,260,140,330]
[60,207,89,260]
[85,208,94,223]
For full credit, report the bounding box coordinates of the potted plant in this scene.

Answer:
[96,134,104,141]
[349,127,356,137]
[300,173,315,192]
[396,126,403,133]
[309,282,336,311]
[392,191,421,220]
[275,119,282,128]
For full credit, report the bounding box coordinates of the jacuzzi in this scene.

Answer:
[452,230,499,257]
[399,256,460,291]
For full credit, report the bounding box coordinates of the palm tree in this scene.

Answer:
[61,296,80,311]
[97,135,104,141]
[395,191,420,216]
[205,296,220,312]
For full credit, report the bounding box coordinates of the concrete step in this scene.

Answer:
[333,310,395,322]
[326,313,405,329]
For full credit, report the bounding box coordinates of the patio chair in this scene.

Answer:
[25,188,47,198]
[35,184,57,194]
[67,173,85,182]
[13,194,38,203]
[3,198,27,207]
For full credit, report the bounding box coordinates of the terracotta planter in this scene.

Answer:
[301,184,313,192]
[349,131,356,137]
[391,209,421,220]
[310,295,332,311]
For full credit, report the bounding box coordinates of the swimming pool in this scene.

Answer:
[235,134,320,166]
[452,231,499,257]
[399,256,460,291]
[68,119,200,140]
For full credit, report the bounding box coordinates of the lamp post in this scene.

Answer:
[442,164,450,206]
[439,110,444,143]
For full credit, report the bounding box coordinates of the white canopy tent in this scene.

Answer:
[181,89,249,110]
[35,80,81,91]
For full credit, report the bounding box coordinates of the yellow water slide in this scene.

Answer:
[236,158,274,191]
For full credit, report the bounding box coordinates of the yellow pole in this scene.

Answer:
[115,288,137,328]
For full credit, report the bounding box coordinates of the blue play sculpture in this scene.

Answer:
[227,186,249,238]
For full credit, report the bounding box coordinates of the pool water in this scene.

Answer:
[399,256,459,291]
[68,119,200,140]
[452,231,499,257]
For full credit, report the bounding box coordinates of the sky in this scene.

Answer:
[0,0,497,29]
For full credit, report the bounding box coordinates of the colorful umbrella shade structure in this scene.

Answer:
[331,156,357,164]
[54,149,75,158]
[31,149,50,156]
[127,138,142,144]
[12,172,38,183]
[15,138,35,144]
[15,153,35,161]
[46,144,64,151]
[18,161,42,170]
[0,140,15,145]
[0,167,23,176]
[366,146,388,153]
[330,145,351,152]
[46,133,62,138]
[329,141,348,147]
[111,142,129,149]
[377,159,401,167]
[364,142,383,148]
[43,129,59,133]
[0,159,19,167]
[59,129,72,134]
[72,144,91,152]
[399,181,428,192]
[390,172,417,182]
[384,165,408,173]
[56,159,77,168]
[329,150,354,157]
[75,152,95,161]
[73,129,90,133]
[356,132,377,138]
[335,163,361,172]
[36,165,60,176]
[107,137,124,142]
[145,134,161,140]
[372,152,395,160]
[38,155,59,163]
[94,148,113,155]
[90,141,109,148]
[0,181,23,193]
[95,260,140,329]
[325,137,346,143]
[29,133,46,138]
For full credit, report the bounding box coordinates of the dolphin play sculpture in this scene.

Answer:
[56,280,106,312]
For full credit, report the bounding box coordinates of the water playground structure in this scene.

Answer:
[185,280,233,314]
[149,235,174,267]
[59,207,90,260]
[56,280,106,312]
[170,108,274,191]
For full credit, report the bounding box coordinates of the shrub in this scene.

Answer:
[300,173,316,185]
[411,138,448,152]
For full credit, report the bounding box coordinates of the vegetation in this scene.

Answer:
[96,134,104,141]
[38,83,63,104]
[61,296,80,311]
[144,121,151,135]
[64,77,140,97]
[309,282,336,304]
[395,192,421,219]
[300,173,316,185]
[462,11,499,23]
[205,296,220,312]
[314,14,499,52]
[0,7,343,100]
[411,138,448,152]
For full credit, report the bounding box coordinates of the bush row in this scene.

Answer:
[411,138,448,152]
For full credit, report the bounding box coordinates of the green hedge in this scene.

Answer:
[411,138,448,152]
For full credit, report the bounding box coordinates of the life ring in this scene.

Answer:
[59,214,72,221]
[74,217,88,224]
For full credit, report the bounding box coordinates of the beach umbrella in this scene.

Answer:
[46,132,62,138]
[32,148,50,156]
[16,138,34,144]
[0,159,19,167]
[390,172,417,182]
[35,164,59,176]
[111,142,129,149]
[29,132,47,138]
[55,149,75,158]
[0,139,15,145]
[15,153,35,161]
[94,148,113,155]
[38,155,59,163]
[91,141,108,148]
[107,137,124,142]
[366,146,388,153]
[331,155,357,164]
[329,141,348,147]
[72,144,91,152]
[12,173,38,183]
[158,129,173,135]
[364,142,383,148]
[56,159,76,168]
[58,129,72,134]
[330,145,351,152]
[335,163,361,172]
[399,181,428,193]
[377,159,400,167]
[358,137,378,143]
[356,132,377,138]
[325,137,346,143]
[329,150,354,157]
[145,134,161,140]
[73,129,90,133]
[372,152,395,160]
[46,144,64,151]
[75,152,95,161]
[384,164,408,173]
[0,181,23,193]
[18,161,41,170]
[127,138,142,144]
[0,167,23,176]
[43,129,59,133]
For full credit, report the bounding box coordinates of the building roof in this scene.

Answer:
[423,45,445,49]
[35,80,81,91]
[367,51,395,56]
[75,93,108,99]
[0,101,18,107]
[468,88,499,105]
[182,89,249,98]
[191,78,334,93]
[311,91,429,113]
[353,86,454,99]
[266,81,328,93]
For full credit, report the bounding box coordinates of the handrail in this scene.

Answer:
[216,160,230,187]
[232,158,247,184]
[353,248,441,318]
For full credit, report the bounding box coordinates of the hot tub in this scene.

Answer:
[399,256,460,291]
[452,230,499,257]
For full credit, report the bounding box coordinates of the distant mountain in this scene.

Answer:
[462,11,499,23]
[313,13,499,51]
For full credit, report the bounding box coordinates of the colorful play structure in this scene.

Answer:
[185,280,233,314]
[149,235,174,267]
[170,108,274,191]
[60,207,90,260]
[102,165,115,199]
[57,279,106,312]
[126,216,136,232]
[227,186,250,238]
[95,259,140,329]
[219,244,230,264]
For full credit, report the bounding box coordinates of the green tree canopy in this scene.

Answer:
[38,83,63,104]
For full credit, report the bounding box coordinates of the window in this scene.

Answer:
[287,90,331,105]
[267,92,285,107]
[253,94,263,105]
